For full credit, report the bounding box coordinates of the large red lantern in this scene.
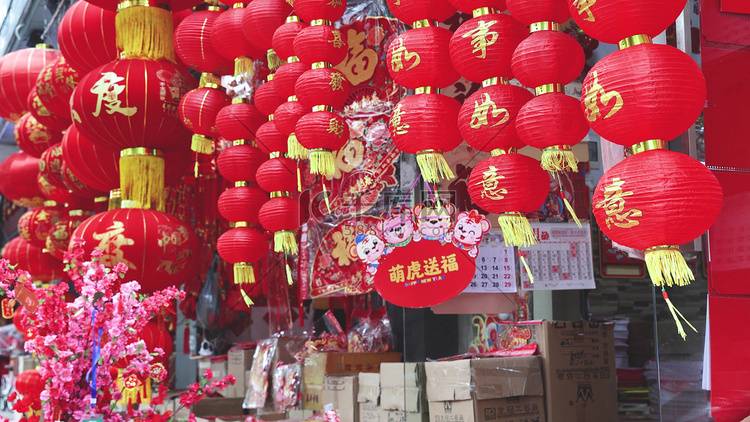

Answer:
[272,17,307,62]
[449,13,527,83]
[388,93,462,183]
[35,57,79,119]
[294,67,351,110]
[384,0,456,24]
[2,237,63,282]
[217,227,269,284]
[506,0,570,26]
[0,46,60,123]
[468,152,549,247]
[581,43,705,148]
[46,211,94,260]
[457,84,532,153]
[57,0,118,75]
[14,113,62,158]
[386,25,460,90]
[71,208,199,293]
[18,206,65,249]
[0,152,46,208]
[175,8,233,76]
[511,30,584,89]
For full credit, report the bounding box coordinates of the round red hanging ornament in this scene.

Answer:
[566,0,685,45]
[115,321,174,369]
[457,84,532,153]
[0,46,60,123]
[506,0,570,26]
[256,121,289,155]
[387,25,460,90]
[174,8,233,75]
[62,160,106,198]
[18,206,65,249]
[468,152,549,247]
[293,0,347,23]
[385,0,457,24]
[295,67,351,110]
[241,0,294,53]
[0,152,46,208]
[511,30,584,89]
[57,0,118,75]
[581,43,705,148]
[216,102,267,142]
[28,87,71,132]
[14,113,63,158]
[218,186,269,224]
[256,157,299,193]
[179,85,231,154]
[35,57,79,119]
[294,25,349,67]
[37,174,73,204]
[273,17,308,62]
[449,13,528,83]
[259,196,300,254]
[273,61,310,100]
[217,226,269,284]
[45,211,94,260]
[2,237,63,282]
[295,110,350,178]
[217,143,267,183]
[274,101,309,136]
[16,370,44,399]
[254,78,285,116]
[71,208,199,293]
[449,0,508,14]
[39,144,68,193]
[211,5,266,68]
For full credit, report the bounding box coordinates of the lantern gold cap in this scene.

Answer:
[35,43,54,49]
[313,105,334,112]
[120,147,163,158]
[473,7,496,18]
[270,191,291,198]
[235,181,250,187]
[415,87,438,94]
[535,84,564,95]
[311,19,332,26]
[482,77,509,87]
[490,148,517,156]
[286,16,300,23]
[629,139,666,155]
[412,19,436,28]
[529,21,560,33]
[232,2,244,8]
[618,34,653,50]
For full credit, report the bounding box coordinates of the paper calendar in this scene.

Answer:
[463,231,517,294]
[521,222,596,291]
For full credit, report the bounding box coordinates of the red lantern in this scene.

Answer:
[211,5,266,65]
[46,211,94,260]
[258,196,300,254]
[254,78,285,116]
[13,307,33,341]
[255,157,299,193]
[241,0,294,53]
[511,30,584,89]
[295,67,351,110]
[581,43,705,148]
[273,61,310,100]
[179,86,231,154]
[449,0,508,14]
[216,102,267,143]
[567,0,685,45]
[39,144,68,191]
[506,0,570,26]
[116,321,174,368]
[37,174,73,204]
[35,57,79,119]
[295,110,350,176]
[386,25,460,90]
[256,121,290,155]
[57,0,118,75]
[293,25,349,67]
[388,93,461,183]
[28,87,71,132]
[457,83,532,153]
[217,144,268,183]
[274,102,309,136]
[0,152,46,208]
[71,208,199,293]
[2,237,63,282]
[293,0,347,23]
[516,92,589,170]
[14,113,63,158]
[468,152,549,247]
[218,186,269,224]
[217,227,269,284]
[384,0,456,24]
[174,8,233,75]
[16,370,44,398]
[272,17,307,62]
[18,206,65,249]
[0,46,60,123]
[449,13,528,83]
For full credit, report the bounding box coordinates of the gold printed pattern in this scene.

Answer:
[583,71,623,122]
[573,0,596,22]
[595,178,642,229]
[327,118,345,137]
[470,92,509,129]
[461,20,499,59]
[478,165,508,200]
[90,72,138,117]
[92,221,136,269]
[390,103,410,135]
[389,38,421,73]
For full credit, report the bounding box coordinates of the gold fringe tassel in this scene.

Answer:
[497,213,536,248]
[661,288,697,340]
[416,151,455,184]
[240,289,254,307]
[274,230,298,255]
[322,183,331,214]
[267,49,283,71]
[563,197,582,228]
[109,189,122,211]
[519,251,534,284]
[288,133,309,160]
[645,246,695,288]
[541,148,579,173]
[191,134,214,155]
[119,152,164,211]
[115,5,175,62]
[309,149,336,179]
[285,262,294,286]
[235,56,254,78]
[233,263,256,285]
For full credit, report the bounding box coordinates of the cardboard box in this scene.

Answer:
[380,363,428,422]
[323,375,359,422]
[211,355,228,383]
[289,409,316,420]
[192,397,245,418]
[227,347,256,398]
[358,373,380,422]
[425,357,545,422]
[536,321,617,422]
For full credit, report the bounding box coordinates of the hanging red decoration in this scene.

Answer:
[293,0,347,23]
[258,196,300,255]
[179,85,231,154]
[57,0,118,75]
[2,237,63,282]
[37,174,73,204]
[295,110,350,176]
[449,13,527,83]
[14,112,63,158]
[217,143,268,183]
[16,370,44,398]
[115,320,174,369]
[35,57,79,119]
[0,152,46,208]
[211,5,266,74]
[449,0,508,14]
[0,45,60,123]
[241,0,294,57]
[217,227,269,285]
[272,17,308,62]
[218,186,269,225]
[18,206,65,249]
[216,102,267,143]
[386,25,460,90]
[580,43,705,148]
[516,92,589,161]
[46,211,94,260]
[506,0,570,26]
[294,67,352,110]
[273,61,310,100]
[256,157,299,194]
[71,208,199,294]
[511,30,584,89]
[294,25,349,67]
[175,8,233,76]
[384,0,457,24]
[254,78,285,116]
[28,87,71,132]
[256,121,290,155]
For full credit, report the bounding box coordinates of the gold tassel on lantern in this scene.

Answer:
[267,49,284,71]
[417,150,455,184]
[661,288,697,340]
[191,134,214,155]
[240,289,254,306]
[542,145,579,173]
[274,230,298,255]
[644,245,695,287]
[116,2,175,62]
[234,263,256,285]
[497,212,537,248]
[119,148,165,211]
[288,133,309,160]
[235,56,254,78]
[109,189,122,211]
[309,149,336,179]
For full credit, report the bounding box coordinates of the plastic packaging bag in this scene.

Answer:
[347,307,395,352]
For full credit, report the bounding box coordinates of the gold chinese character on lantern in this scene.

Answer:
[441,254,459,273]
[328,0,343,6]
[595,177,642,229]
[573,0,596,22]
[90,72,138,118]
[330,72,346,91]
[389,264,405,283]
[328,30,346,49]
[477,165,508,200]
[92,221,136,269]
[406,260,423,281]
[327,118,345,137]
[390,103,410,135]
[583,71,623,122]
[461,20,499,59]
[390,38,421,73]
[470,93,509,129]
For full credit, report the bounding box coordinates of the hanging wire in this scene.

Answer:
[40,0,68,41]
